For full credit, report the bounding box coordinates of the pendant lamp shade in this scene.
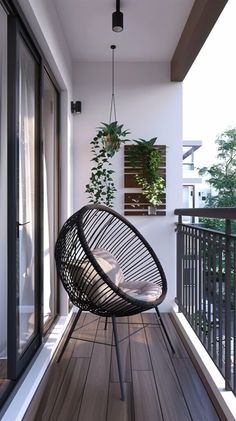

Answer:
[112,0,123,32]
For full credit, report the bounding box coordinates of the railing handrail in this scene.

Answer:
[174,207,236,219]
[175,221,236,238]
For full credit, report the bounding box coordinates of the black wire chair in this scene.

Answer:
[55,204,174,400]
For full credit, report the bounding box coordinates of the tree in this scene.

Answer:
[198,128,236,233]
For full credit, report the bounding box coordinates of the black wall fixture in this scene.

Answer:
[71,100,82,114]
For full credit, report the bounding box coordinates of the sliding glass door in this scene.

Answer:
[8,20,41,378]
[0,2,8,380]
[1,7,60,387]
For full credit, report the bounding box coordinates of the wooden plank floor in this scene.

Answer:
[23,313,220,421]
[0,360,12,408]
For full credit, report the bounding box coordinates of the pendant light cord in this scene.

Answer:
[109,45,117,123]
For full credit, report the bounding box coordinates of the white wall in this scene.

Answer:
[17,0,74,315]
[72,62,182,310]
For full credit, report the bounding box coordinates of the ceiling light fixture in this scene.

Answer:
[109,45,117,122]
[112,0,123,32]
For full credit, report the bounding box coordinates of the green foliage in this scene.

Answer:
[198,128,236,233]
[135,175,165,206]
[85,121,130,207]
[198,128,236,208]
[128,138,165,206]
[199,217,236,235]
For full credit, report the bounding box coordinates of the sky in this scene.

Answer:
[183,0,236,169]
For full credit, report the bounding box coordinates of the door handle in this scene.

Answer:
[16,221,30,238]
[17,221,30,226]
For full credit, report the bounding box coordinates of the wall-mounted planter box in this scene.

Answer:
[124,145,166,216]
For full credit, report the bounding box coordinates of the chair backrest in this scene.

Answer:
[55,204,167,317]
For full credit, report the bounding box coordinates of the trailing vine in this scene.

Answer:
[85,121,130,207]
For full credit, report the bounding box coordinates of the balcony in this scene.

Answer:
[0,0,234,418]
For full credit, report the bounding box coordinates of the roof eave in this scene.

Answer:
[171,0,228,82]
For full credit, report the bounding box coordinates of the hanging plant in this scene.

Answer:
[85,122,130,207]
[128,137,165,207]
[86,46,130,207]
[98,121,130,157]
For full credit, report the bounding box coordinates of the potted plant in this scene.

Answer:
[128,137,165,214]
[85,121,130,207]
[97,121,130,157]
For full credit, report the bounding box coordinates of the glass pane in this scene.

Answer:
[0,4,8,377]
[43,72,58,327]
[18,39,37,354]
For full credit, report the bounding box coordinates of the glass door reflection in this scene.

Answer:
[18,39,37,354]
[42,71,59,329]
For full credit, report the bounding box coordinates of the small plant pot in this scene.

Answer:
[148,205,158,215]
[103,136,120,156]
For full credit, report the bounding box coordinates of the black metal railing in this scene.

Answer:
[175,208,236,394]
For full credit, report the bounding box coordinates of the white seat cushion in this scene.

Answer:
[119,280,162,303]
[69,248,124,304]
[92,248,124,286]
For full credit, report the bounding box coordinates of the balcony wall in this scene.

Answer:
[72,61,183,310]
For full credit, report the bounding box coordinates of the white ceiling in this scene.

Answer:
[53,0,195,62]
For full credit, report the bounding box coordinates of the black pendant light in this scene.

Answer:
[112,0,123,32]
[109,45,117,122]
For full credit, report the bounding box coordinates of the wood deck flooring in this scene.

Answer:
[23,313,220,421]
[0,360,12,409]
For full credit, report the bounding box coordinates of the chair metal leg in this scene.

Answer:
[112,316,125,401]
[57,308,83,362]
[104,317,108,330]
[155,307,175,354]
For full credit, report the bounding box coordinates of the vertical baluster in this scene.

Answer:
[176,216,183,312]
[234,238,236,395]
[218,235,223,374]
[202,230,207,348]
[212,234,217,362]
[187,227,191,322]
[225,219,232,390]
[191,227,194,327]
[188,226,191,323]
[194,228,198,334]
[198,230,203,341]
[207,232,212,355]
[184,226,188,318]
[183,226,186,316]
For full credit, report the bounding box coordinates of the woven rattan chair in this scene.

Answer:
[55,204,174,400]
